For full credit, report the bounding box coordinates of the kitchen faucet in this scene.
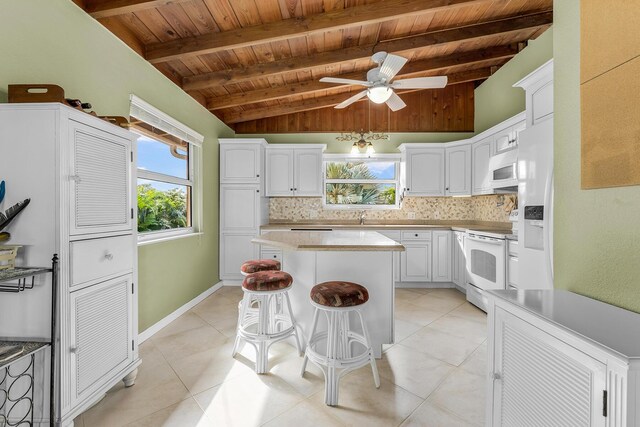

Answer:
[359,210,366,225]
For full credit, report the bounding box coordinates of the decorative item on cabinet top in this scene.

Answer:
[0,198,31,243]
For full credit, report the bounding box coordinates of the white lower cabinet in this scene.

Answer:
[488,291,640,427]
[69,275,134,407]
[401,241,432,282]
[431,230,451,282]
[490,307,606,427]
[221,234,260,280]
[452,231,466,288]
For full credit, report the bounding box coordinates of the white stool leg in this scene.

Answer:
[325,311,340,406]
[357,309,380,388]
[255,294,270,374]
[232,292,251,357]
[301,307,320,376]
[284,292,303,356]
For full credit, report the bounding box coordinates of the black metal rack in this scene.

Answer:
[0,255,58,427]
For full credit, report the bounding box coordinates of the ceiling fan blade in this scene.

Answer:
[378,54,408,81]
[392,76,448,89]
[385,92,406,112]
[320,77,370,86]
[335,90,368,109]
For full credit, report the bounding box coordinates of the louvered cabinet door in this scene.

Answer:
[69,120,132,235]
[69,275,133,406]
[492,308,607,427]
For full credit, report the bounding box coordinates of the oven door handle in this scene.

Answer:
[466,234,504,245]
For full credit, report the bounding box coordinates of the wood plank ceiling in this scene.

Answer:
[77,0,553,133]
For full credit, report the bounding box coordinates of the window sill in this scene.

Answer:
[138,230,203,246]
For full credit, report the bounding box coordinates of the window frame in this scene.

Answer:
[323,154,402,210]
[130,95,204,244]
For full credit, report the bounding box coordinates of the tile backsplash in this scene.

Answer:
[269,194,515,223]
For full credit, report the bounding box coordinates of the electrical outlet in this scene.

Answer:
[308,210,319,219]
[407,212,416,219]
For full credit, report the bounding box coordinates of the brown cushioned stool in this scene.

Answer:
[301,281,380,406]
[232,270,302,374]
[240,259,281,276]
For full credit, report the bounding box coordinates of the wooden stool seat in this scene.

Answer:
[242,271,292,292]
[310,281,369,307]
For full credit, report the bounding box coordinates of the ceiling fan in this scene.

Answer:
[319,51,448,111]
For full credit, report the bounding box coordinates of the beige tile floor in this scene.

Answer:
[76,287,487,427]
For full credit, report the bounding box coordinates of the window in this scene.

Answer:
[130,95,203,242]
[324,157,400,208]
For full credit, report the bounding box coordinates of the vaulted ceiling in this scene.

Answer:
[75,0,553,133]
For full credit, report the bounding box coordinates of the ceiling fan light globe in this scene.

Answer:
[367,87,392,104]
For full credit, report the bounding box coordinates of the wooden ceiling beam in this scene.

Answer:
[183,11,552,91]
[206,45,518,110]
[145,0,496,64]
[85,0,192,19]
[222,67,494,124]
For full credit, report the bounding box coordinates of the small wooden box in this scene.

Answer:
[0,246,21,270]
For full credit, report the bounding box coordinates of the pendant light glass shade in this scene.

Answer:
[367,86,393,104]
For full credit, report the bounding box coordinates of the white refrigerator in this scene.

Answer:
[517,117,554,289]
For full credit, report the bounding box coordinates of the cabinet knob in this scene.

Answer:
[415,234,418,237]
[493,372,502,381]
[290,188,293,191]
[105,253,114,260]
[70,175,82,183]
[294,188,297,191]
[445,187,449,191]
[256,174,260,177]
[256,189,260,193]
[273,255,277,259]
[407,188,410,191]
[70,346,78,354]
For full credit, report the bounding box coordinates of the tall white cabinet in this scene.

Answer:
[0,103,140,426]
[219,139,269,282]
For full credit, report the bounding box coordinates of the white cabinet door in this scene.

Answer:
[266,149,294,196]
[445,145,471,196]
[220,185,260,231]
[405,148,445,196]
[294,149,323,196]
[69,120,132,236]
[220,143,261,184]
[220,233,260,280]
[472,138,494,195]
[511,120,526,148]
[69,275,133,407]
[401,242,431,282]
[491,308,606,427]
[432,230,452,282]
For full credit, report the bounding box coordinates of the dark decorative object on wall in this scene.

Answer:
[0,181,5,204]
[0,198,31,234]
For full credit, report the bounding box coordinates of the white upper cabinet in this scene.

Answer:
[402,147,445,196]
[220,185,261,231]
[266,148,294,196]
[294,149,324,196]
[445,144,471,196]
[69,119,133,236]
[219,140,264,184]
[472,137,495,195]
[495,120,526,153]
[511,120,526,148]
[265,145,325,197]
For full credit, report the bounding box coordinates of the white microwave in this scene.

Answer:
[489,150,518,190]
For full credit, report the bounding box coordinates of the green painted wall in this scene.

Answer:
[474,28,554,133]
[0,0,234,331]
[553,0,640,312]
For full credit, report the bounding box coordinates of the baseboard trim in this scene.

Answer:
[139,281,223,343]
[394,282,455,289]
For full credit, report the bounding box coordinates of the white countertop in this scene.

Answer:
[490,289,640,359]
[252,230,406,252]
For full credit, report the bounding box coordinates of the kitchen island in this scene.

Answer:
[252,230,405,358]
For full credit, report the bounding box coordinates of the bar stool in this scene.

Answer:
[300,281,380,406]
[232,270,303,374]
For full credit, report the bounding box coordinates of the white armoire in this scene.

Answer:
[0,103,140,426]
